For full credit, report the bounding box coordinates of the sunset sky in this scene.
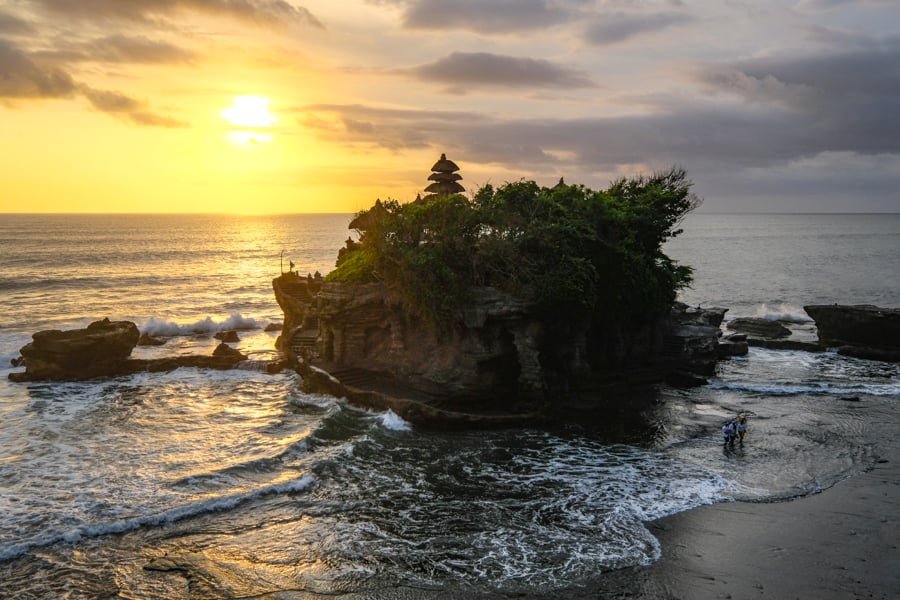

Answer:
[1,0,898,213]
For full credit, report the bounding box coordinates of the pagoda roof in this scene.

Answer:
[427,172,463,183]
[424,181,465,194]
[430,153,460,173]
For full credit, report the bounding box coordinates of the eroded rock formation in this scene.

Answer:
[9,318,252,382]
[14,318,140,380]
[805,304,900,362]
[273,276,732,409]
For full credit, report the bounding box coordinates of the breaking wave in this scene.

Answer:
[707,380,900,397]
[379,409,411,431]
[753,303,814,323]
[0,475,315,563]
[140,313,261,336]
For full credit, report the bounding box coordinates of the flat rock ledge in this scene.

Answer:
[805,304,900,362]
[9,319,260,382]
[727,317,791,339]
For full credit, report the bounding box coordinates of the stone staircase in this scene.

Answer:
[279,279,314,303]
[288,317,319,356]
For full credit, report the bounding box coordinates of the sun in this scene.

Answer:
[221,96,276,128]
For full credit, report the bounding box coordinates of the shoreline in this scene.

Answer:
[583,435,900,599]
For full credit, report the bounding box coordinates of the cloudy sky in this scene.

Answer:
[1,0,898,213]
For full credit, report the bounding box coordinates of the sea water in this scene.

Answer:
[0,213,898,597]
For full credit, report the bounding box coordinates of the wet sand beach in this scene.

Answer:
[589,433,900,600]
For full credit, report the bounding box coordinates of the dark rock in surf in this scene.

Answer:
[266,358,291,374]
[717,340,749,357]
[213,343,247,361]
[727,317,791,339]
[805,305,900,362]
[723,332,747,342]
[11,318,140,381]
[137,333,166,346]
[836,345,900,363]
[264,322,282,332]
[661,302,729,375]
[9,320,252,382]
[214,330,240,343]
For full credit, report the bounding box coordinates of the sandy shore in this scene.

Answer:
[586,436,900,599]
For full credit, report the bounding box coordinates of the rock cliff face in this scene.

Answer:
[662,303,731,379]
[312,282,547,402]
[805,304,900,362]
[273,275,718,407]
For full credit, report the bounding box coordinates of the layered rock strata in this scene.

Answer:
[273,277,738,412]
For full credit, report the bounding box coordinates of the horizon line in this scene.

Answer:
[2,211,900,217]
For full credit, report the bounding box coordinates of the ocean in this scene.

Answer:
[1,213,898,598]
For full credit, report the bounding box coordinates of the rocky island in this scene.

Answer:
[273,156,736,425]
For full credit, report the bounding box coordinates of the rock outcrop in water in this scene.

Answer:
[273,276,736,419]
[9,319,253,382]
[727,317,791,339]
[12,318,140,380]
[663,302,740,383]
[273,160,722,422]
[805,304,900,362]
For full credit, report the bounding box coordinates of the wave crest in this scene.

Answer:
[753,303,813,323]
[141,313,261,336]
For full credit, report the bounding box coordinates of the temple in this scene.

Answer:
[421,153,464,201]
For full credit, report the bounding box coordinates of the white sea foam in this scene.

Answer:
[708,380,900,397]
[753,303,813,323]
[0,474,316,562]
[379,409,411,431]
[140,313,261,336]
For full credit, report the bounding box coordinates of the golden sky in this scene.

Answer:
[1,0,898,213]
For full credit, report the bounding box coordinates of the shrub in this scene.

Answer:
[327,167,700,326]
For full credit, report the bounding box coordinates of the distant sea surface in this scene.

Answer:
[1,213,898,598]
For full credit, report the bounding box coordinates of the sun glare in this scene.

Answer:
[222,96,276,128]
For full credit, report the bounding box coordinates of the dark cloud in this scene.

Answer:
[795,0,895,10]
[30,0,322,28]
[697,38,900,162]
[300,104,488,150]
[407,52,595,91]
[36,35,196,65]
[709,39,900,101]
[299,91,900,208]
[583,12,693,45]
[0,40,185,127]
[0,39,77,98]
[82,34,195,63]
[81,87,143,112]
[81,86,188,127]
[310,38,900,169]
[0,9,35,35]
[376,0,571,34]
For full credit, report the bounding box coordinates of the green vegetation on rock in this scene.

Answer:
[327,167,700,325]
